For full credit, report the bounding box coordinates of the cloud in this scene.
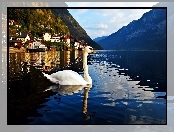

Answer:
[76,9,88,14]
[107,9,153,29]
[66,2,159,39]
[85,23,108,30]
[97,23,108,29]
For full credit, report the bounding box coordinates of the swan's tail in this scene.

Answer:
[42,72,49,78]
[42,72,59,84]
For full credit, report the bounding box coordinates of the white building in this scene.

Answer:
[66,38,71,47]
[74,41,83,49]
[27,41,47,50]
[50,34,61,42]
[43,33,51,41]
[16,32,30,43]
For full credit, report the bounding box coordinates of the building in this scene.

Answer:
[9,40,23,49]
[66,38,71,47]
[16,32,30,44]
[50,34,61,42]
[43,32,51,41]
[26,41,47,52]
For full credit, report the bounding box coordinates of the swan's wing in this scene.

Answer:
[50,70,82,79]
[62,70,82,76]
[43,72,59,84]
[50,70,87,85]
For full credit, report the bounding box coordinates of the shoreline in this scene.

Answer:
[9,47,26,53]
[8,47,79,53]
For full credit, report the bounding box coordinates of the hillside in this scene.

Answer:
[6,2,103,49]
[97,9,166,51]
[51,9,103,50]
[8,8,70,38]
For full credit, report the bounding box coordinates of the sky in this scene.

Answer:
[66,2,159,39]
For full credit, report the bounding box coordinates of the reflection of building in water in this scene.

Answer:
[9,53,15,78]
[24,53,30,64]
[76,50,83,59]
[59,50,71,69]
[32,52,45,68]
[30,53,37,63]
[44,51,61,71]
[44,51,54,70]
[9,50,83,74]
[73,50,83,65]
[75,50,79,59]
[66,51,70,64]
[44,50,82,72]
[9,53,26,78]
[82,87,90,114]
[70,49,75,62]
[61,50,70,66]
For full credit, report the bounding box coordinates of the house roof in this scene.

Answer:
[17,32,28,38]
[52,34,59,37]
[9,40,22,43]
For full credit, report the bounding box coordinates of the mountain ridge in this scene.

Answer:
[93,36,108,42]
[97,8,166,51]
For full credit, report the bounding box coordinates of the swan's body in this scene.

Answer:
[43,70,89,85]
[43,46,94,85]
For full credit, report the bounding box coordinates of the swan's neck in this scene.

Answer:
[83,52,88,75]
[83,52,91,84]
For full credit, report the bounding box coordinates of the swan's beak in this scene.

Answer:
[88,46,96,54]
[92,49,96,54]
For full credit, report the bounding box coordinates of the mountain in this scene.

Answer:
[93,36,108,42]
[5,2,103,49]
[97,8,166,51]
[51,9,103,50]
[8,8,71,39]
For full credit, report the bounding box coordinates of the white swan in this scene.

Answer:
[43,46,94,85]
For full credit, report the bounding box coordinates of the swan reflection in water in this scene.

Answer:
[44,84,95,120]
[82,85,96,120]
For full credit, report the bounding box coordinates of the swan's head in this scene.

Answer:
[83,46,94,54]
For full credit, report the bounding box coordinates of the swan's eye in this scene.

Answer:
[89,48,93,50]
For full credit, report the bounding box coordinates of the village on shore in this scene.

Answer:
[8,19,89,53]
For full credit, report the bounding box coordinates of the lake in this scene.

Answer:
[8,50,166,125]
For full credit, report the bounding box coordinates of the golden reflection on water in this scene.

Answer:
[9,50,83,79]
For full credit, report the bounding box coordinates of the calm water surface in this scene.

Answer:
[8,50,166,125]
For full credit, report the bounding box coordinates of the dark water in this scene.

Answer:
[8,50,166,125]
